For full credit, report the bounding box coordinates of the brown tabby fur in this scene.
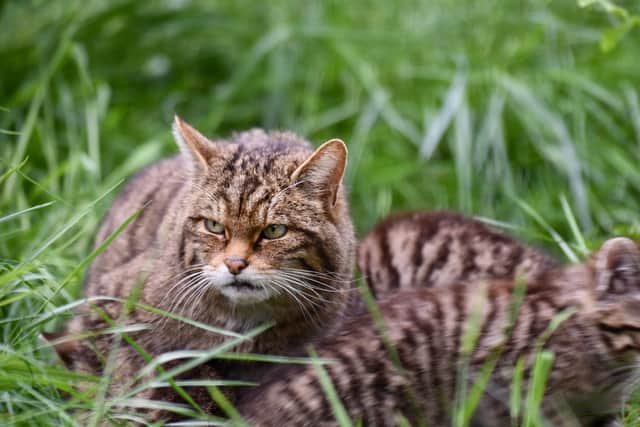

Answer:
[357,211,558,300]
[64,117,355,420]
[239,237,640,427]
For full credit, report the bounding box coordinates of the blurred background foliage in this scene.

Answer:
[2,0,640,424]
[1,0,640,262]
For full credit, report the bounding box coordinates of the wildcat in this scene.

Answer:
[62,117,355,420]
[357,211,558,300]
[238,237,640,426]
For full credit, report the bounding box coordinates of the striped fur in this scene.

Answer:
[357,211,558,299]
[63,118,355,419]
[239,237,640,426]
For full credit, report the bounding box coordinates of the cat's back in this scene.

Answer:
[86,155,189,286]
[358,211,558,297]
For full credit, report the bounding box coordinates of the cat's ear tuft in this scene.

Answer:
[594,237,640,299]
[172,115,217,170]
[291,139,347,207]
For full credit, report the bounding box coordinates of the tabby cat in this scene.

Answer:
[63,117,355,418]
[357,211,558,300]
[239,237,640,426]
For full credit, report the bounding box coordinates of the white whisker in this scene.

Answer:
[183,279,211,320]
[276,272,355,300]
[171,276,210,319]
[187,286,208,323]
[269,279,319,326]
[162,269,205,302]
[277,273,353,294]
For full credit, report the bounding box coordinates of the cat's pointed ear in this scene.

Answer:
[594,237,640,299]
[291,139,347,207]
[172,115,218,169]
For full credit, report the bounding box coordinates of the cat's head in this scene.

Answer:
[169,116,355,319]
[587,237,640,359]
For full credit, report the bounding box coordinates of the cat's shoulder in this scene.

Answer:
[94,155,187,245]
[107,155,185,210]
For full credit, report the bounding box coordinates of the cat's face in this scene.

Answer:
[172,118,354,312]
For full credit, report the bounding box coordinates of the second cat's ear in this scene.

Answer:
[172,115,219,170]
[594,237,640,299]
[291,139,347,207]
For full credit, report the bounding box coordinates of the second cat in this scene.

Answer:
[239,237,640,426]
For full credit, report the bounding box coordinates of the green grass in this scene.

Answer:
[2,0,640,425]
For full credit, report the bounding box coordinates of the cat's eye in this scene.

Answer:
[203,219,225,235]
[262,224,288,240]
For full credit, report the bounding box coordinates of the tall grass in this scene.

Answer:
[1,0,640,425]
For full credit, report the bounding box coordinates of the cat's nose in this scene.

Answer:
[224,256,248,275]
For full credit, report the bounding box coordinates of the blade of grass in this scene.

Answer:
[26,179,122,262]
[510,356,525,425]
[207,385,248,427]
[515,198,579,262]
[523,351,554,427]
[308,346,353,427]
[559,194,589,256]
[0,201,55,224]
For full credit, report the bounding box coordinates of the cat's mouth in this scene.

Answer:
[227,280,259,291]
[219,279,271,304]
